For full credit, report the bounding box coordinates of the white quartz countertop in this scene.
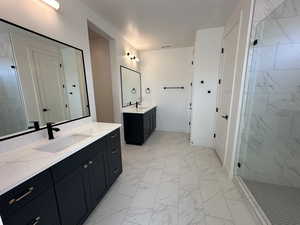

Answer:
[0,122,121,196]
[122,105,157,114]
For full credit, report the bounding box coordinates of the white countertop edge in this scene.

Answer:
[0,123,121,196]
[122,105,157,114]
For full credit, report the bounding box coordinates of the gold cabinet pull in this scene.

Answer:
[32,216,41,225]
[9,187,34,205]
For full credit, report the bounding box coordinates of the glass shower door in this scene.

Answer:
[236,0,300,224]
[0,29,27,137]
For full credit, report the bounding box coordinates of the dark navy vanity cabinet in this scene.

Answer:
[0,128,122,225]
[123,107,156,145]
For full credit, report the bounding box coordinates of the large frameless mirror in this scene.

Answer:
[120,66,141,107]
[0,19,90,140]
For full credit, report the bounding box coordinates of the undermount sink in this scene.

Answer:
[136,107,148,110]
[36,134,91,153]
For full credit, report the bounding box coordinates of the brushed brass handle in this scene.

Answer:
[89,161,93,165]
[9,187,34,205]
[83,164,88,169]
[32,216,40,225]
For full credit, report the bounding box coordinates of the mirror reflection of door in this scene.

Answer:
[215,22,239,163]
[31,50,68,124]
[0,19,90,140]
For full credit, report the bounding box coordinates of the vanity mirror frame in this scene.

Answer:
[120,65,142,108]
[0,18,91,142]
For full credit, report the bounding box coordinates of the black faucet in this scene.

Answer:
[28,121,40,130]
[46,122,60,140]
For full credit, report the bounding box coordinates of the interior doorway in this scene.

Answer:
[215,22,240,163]
[88,25,114,123]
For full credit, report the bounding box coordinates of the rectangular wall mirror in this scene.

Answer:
[120,66,141,107]
[0,19,90,140]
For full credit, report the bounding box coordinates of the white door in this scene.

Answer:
[32,50,67,124]
[215,24,239,163]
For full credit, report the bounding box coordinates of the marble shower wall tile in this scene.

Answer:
[237,0,300,188]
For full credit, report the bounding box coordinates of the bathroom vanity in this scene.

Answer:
[123,106,157,145]
[0,123,122,225]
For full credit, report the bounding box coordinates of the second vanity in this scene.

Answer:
[0,123,122,225]
[123,105,157,145]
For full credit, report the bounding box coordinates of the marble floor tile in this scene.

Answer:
[203,192,232,220]
[84,131,258,225]
[205,216,234,225]
[124,208,153,225]
[150,204,178,225]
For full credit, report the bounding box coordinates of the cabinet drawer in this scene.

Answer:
[51,138,106,182]
[87,137,106,157]
[109,129,120,149]
[110,152,122,183]
[0,170,52,218]
[111,145,121,155]
[3,188,60,225]
[51,147,90,182]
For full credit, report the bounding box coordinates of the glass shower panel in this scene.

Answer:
[0,30,27,137]
[237,0,300,224]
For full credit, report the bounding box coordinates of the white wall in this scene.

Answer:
[190,27,224,148]
[141,47,193,133]
[0,0,139,144]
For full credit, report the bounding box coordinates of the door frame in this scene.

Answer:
[215,18,242,165]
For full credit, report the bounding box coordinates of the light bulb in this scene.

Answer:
[41,0,60,10]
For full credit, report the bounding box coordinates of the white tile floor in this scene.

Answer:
[84,131,259,225]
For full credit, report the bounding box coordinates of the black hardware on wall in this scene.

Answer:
[163,87,184,90]
[253,39,258,46]
[237,162,242,168]
[213,133,216,138]
[222,115,229,120]
[200,80,204,84]
[216,108,219,113]
[218,79,222,84]
[208,90,211,94]
[11,65,16,69]
[221,48,224,54]
[131,88,137,94]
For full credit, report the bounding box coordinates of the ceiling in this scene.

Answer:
[81,0,239,51]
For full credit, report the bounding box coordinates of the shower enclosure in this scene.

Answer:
[236,0,300,224]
